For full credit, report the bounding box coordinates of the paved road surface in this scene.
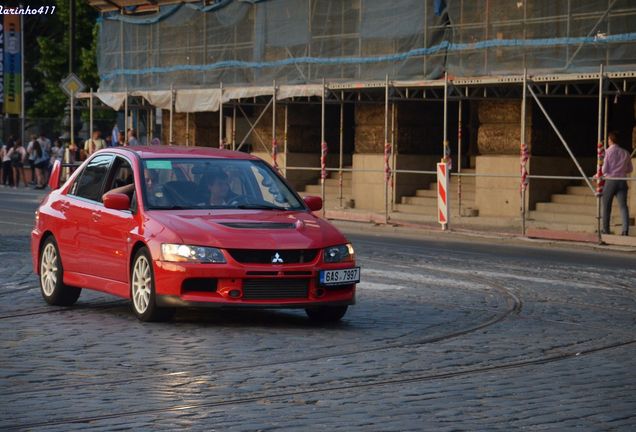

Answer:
[0,187,634,431]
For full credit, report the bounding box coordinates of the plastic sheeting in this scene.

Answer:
[97,0,636,93]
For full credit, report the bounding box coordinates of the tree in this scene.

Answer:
[27,0,99,122]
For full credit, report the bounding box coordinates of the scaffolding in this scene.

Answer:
[77,68,636,242]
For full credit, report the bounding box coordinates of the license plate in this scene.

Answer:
[319,267,360,286]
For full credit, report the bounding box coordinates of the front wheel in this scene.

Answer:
[130,247,175,322]
[39,237,81,306]
[305,305,348,323]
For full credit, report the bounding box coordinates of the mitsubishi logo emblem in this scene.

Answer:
[272,252,284,263]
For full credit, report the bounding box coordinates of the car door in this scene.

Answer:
[64,154,114,275]
[92,156,139,283]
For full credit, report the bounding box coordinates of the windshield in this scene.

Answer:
[140,158,305,211]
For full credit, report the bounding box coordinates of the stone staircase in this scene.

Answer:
[394,169,479,217]
[300,168,354,209]
[528,182,635,234]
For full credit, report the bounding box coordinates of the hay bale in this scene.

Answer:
[355,125,384,153]
[478,100,522,124]
[478,123,530,155]
[355,105,385,126]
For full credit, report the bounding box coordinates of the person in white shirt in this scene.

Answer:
[84,130,106,155]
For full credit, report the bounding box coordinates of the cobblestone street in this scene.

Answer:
[0,188,635,431]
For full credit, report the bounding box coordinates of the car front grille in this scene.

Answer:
[242,279,309,300]
[227,249,319,264]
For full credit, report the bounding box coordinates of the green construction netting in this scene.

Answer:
[97,0,636,92]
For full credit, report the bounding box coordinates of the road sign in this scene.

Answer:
[60,73,86,97]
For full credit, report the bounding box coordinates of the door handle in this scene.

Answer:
[91,211,102,222]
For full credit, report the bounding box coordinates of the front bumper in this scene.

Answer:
[153,260,356,308]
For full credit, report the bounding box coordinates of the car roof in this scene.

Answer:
[101,145,260,160]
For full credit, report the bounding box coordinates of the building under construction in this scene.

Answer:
[86,0,636,242]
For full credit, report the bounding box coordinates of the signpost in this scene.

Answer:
[60,73,86,147]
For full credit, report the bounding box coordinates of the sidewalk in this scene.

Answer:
[332,219,636,254]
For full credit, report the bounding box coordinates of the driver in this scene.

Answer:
[203,170,239,206]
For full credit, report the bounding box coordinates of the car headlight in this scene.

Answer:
[323,243,354,263]
[161,244,226,263]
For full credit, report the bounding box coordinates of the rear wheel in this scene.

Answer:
[130,247,175,322]
[305,305,348,323]
[39,237,81,306]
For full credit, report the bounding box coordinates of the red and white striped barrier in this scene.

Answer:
[437,162,449,227]
[595,141,604,196]
[321,141,328,180]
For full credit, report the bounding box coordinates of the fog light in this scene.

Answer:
[315,288,325,298]
[229,289,242,298]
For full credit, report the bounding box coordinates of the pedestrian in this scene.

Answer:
[112,123,120,146]
[1,136,15,187]
[127,129,139,146]
[105,135,113,147]
[50,139,63,170]
[8,139,28,188]
[84,129,106,155]
[118,130,126,146]
[602,131,633,236]
[37,131,52,153]
[26,134,38,185]
[33,140,50,189]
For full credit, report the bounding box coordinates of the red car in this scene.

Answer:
[31,146,359,322]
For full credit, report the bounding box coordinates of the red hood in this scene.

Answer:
[147,209,348,249]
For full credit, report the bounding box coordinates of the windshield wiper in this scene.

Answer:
[235,204,287,211]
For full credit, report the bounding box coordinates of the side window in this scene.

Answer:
[72,155,113,202]
[104,157,134,196]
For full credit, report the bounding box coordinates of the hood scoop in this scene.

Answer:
[219,222,296,229]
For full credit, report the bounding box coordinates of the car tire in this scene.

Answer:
[305,305,348,323]
[130,247,175,322]
[39,237,81,306]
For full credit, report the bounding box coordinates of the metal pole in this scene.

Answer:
[321,78,326,217]
[232,103,237,151]
[457,98,463,217]
[520,69,528,236]
[219,82,224,149]
[186,112,190,146]
[169,84,174,145]
[89,88,94,145]
[70,91,75,148]
[384,75,390,223]
[272,80,277,170]
[391,101,397,211]
[527,85,595,193]
[338,92,344,208]
[596,64,604,242]
[20,6,25,145]
[603,95,609,149]
[149,106,153,142]
[124,89,128,145]
[283,102,288,177]
[442,72,449,230]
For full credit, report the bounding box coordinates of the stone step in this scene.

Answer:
[526,220,598,234]
[536,202,623,214]
[401,195,477,206]
[528,210,632,225]
[323,178,353,187]
[303,184,352,194]
[395,203,435,215]
[566,185,597,196]
[414,189,476,200]
[401,196,437,206]
[551,194,598,205]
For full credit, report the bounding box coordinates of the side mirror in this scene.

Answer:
[103,193,131,211]
[48,160,62,190]
[303,195,323,212]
